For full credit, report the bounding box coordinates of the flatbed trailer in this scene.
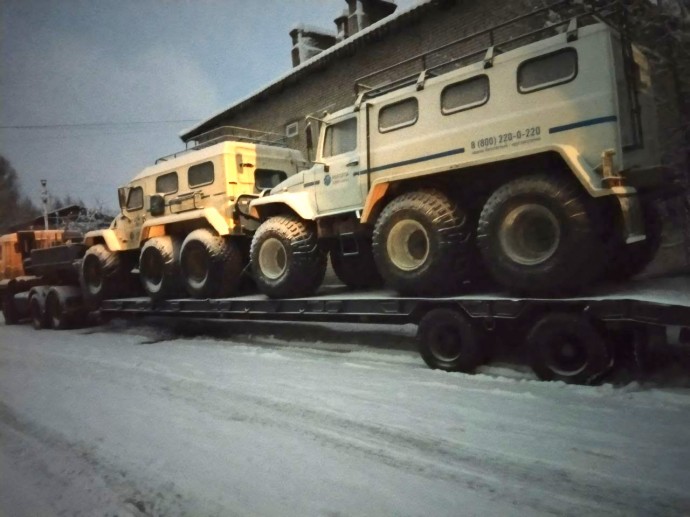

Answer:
[99,275,690,384]
[3,239,688,384]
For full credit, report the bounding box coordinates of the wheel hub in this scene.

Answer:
[183,244,209,288]
[259,238,287,280]
[387,219,430,271]
[547,337,587,376]
[430,324,463,361]
[498,203,561,266]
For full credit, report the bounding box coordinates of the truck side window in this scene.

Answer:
[254,169,288,191]
[156,172,178,194]
[323,118,357,158]
[378,97,418,133]
[518,48,577,93]
[441,75,489,114]
[188,161,214,188]
[126,187,144,211]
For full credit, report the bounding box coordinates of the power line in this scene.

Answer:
[0,119,201,129]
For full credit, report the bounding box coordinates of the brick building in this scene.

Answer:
[181,0,689,272]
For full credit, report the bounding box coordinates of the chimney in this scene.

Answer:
[344,0,396,37]
[335,9,349,42]
[290,25,337,67]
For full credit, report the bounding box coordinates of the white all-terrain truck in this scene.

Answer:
[249,14,666,298]
[80,128,307,304]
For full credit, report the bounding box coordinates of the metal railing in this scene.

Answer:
[155,125,288,164]
[354,1,622,98]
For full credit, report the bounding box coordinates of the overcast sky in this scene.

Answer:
[1,0,418,211]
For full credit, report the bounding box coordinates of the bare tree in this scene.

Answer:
[0,155,40,233]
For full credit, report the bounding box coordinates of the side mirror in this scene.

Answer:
[117,187,129,210]
[306,123,314,161]
[149,194,165,216]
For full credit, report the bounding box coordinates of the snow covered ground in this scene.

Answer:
[1,317,689,516]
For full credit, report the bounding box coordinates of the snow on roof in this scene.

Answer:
[290,23,336,36]
[180,0,432,139]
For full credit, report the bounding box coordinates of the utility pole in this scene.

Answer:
[40,179,50,230]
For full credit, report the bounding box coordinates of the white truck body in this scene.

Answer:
[253,22,660,239]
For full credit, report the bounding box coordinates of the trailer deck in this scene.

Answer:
[101,275,690,327]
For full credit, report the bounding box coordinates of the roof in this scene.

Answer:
[180,0,435,141]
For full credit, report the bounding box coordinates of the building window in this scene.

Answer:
[378,97,418,133]
[441,75,489,115]
[126,187,143,211]
[155,172,178,194]
[323,118,357,158]
[518,48,577,94]
[286,122,299,138]
[188,161,214,188]
[255,169,288,191]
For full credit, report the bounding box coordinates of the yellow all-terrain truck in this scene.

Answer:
[80,128,307,305]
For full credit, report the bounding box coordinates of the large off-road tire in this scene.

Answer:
[527,313,613,384]
[1,295,20,325]
[330,237,383,290]
[46,292,71,330]
[80,244,130,309]
[477,175,604,295]
[250,215,326,298]
[139,236,183,301]
[417,308,485,373]
[604,200,663,282]
[29,295,49,330]
[372,190,472,296]
[180,229,244,299]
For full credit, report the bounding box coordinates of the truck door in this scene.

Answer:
[313,116,364,214]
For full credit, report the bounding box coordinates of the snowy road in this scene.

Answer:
[1,318,690,517]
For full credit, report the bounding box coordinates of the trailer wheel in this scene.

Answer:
[45,292,70,330]
[2,295,20,325]
[139,236,182,301]
[180,229,243,298]
[605,200,662,282]
[250,215,326,298]
[527,313,613,384]
[29,295,49,330]
[372,190,472,296]
[477,175,603,295]
[330,238,383,290]
[417,308,484,373]
[80,244,126,308]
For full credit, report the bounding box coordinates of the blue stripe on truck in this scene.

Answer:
[369,146,465,174]
[549,115,618,134]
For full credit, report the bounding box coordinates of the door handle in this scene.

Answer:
[347,160,359,167]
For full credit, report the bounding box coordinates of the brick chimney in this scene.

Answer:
[289,0,397,66]
[343,0,397,36]
[290,25,337,67]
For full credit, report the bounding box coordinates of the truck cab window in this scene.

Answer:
[126,186,144,211]
[518,48,577,93]
[378,97,418,132]
[188,161,214,188]
[322,118,357,158]
[255,169,288,191]
[156,172,178,194]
